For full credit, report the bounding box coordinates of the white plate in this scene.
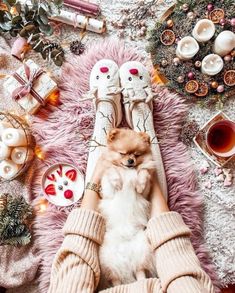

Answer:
[41,163,84,206]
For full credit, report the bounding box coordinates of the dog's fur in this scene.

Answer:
[98,128,156,287]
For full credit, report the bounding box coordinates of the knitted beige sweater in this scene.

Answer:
[48,208,215,293]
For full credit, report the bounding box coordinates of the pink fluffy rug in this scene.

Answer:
[30,39,220,292]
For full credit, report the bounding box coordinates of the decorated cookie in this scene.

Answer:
[42,163,84,206]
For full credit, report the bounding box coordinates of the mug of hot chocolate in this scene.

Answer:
[206,120,235,158]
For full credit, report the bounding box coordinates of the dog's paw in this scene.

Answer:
[107,169,123,191]
[136,170,151,194]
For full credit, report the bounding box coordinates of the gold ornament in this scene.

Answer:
[224,70,235,87]
[177,76,184,83]
[182,3,189,12]
[210,81,219,89]
[160,29,176,46]
[166,19,174,28]
[161,59,168,67]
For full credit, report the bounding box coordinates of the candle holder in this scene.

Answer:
[0,112,34,182]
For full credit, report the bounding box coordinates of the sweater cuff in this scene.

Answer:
[63,208,106,245]
[147,212,191,249]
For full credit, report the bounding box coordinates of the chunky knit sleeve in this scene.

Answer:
[48,208,105,293]
[146,212,215,293]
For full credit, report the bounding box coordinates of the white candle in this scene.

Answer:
[11,147,34,164]
[176,36,199,60]
[2,128,27,147]
[0,142,11,160]
[0,159,20,180]
[201,54,224,76]
[0,121,11,137]
[192,19,215,42]
[213,31,235,57]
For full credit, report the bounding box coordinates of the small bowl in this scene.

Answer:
[206,120,235,158]
[41,163,84,207]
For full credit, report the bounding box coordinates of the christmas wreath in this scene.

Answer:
[148,0,235,109]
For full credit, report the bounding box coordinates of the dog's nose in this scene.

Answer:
[128,159,134,165]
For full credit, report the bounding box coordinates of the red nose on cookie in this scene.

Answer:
[64,190,74,199]
[129,68,138,75]
[100,67,109,73]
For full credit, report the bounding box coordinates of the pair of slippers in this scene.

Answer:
[85,59,168,199]
[86,59,153,128]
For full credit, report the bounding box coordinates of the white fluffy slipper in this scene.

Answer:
[119,61,168,199]
[85,59,122,183]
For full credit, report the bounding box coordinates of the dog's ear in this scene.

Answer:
[139,132,150,145]
[107,128,120,142]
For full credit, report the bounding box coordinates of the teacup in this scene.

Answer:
[206,120,235,157]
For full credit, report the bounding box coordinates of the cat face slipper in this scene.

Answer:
[89,59,122,126]
[119,61,154,128]
[42,163,84,207]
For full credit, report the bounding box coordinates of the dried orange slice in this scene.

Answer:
[185,80,199,93]
[224,70,235,87]
[160,29,175,46]
[209,8,225,23]
[195,82,209,97]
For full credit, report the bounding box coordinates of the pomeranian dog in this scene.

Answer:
[98,128,156,288]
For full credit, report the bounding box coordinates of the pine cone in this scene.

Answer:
[70,40,85,55]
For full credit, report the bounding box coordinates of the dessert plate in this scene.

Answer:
[42,163,84,206]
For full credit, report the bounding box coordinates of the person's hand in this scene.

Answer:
[81,157,111,211]
[149,175,169,217]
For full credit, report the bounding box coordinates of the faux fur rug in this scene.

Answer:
[30,39,220,292]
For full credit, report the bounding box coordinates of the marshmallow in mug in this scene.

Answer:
[0,142,11,160]
[0,159,20,180]
[11,147,34,164]
[2,128,27,147]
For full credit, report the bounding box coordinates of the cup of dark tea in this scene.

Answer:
[206,120,235,157]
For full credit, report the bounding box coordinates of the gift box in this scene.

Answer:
[4,59,58,114]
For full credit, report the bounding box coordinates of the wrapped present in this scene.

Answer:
[4,59,58,114]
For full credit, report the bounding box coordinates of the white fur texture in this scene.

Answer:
[99,166,156,287]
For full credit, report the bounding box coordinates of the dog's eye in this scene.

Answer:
[128,77,132,81]
[119,152,126,155]
[134,153,141,157]
[140,76,143,80]
[96,75,99,80]
[107,75,110,79]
